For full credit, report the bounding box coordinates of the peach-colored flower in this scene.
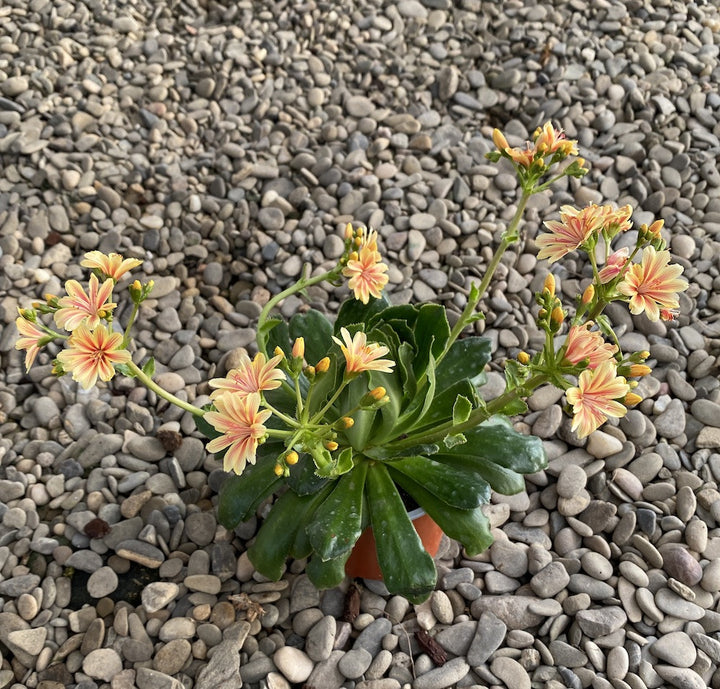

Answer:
[357,227,380,252]
[598,247,630,283]
[80,251,143,281]
[209,351,285,401]
[600,204,633,235]
[342,246,389,304]
[536,205,604,263]
[333,327,395,375]
[204,395,272,475]
[563,323,618,370]
[566,360,630,438]
[54,274,116,331]
[56,323,130,389]
[15,312,49,371]
[616,246,688,322]
[533,122,578,157]
[505,146,536,168]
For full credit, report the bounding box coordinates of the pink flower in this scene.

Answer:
[15,312,48,371]
[204,395,272,475]
[533,122,578,157]
[566,361,630,439]
[80,251,143,281]
[536,205,604,263]
[209,352,285,402]
[54,274,116,331]
[563,324,618,370]
[342,246,389,304]
[333,327,395,376]
[617,247,688,321]
[598,247,630,283]
[56,323,131,389]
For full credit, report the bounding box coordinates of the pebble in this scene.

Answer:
[651,631,697,668]
[274,646,314,684]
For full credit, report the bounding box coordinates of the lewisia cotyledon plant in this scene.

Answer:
[16,122,688,600]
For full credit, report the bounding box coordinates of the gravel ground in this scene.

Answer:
[1,0,720,688]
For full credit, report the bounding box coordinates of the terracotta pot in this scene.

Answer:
[344,508,444,580]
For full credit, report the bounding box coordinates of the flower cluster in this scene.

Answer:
[341,226,389,304]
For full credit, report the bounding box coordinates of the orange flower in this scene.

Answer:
[506,146,536,168]
[342,246,389,304]
[15,312,49,371]
[566,361,630,438]
[333,327,395,375]
[56,323,130,389]
[80,251,143,281]
[54,274,116,331]
[209,351,285,402]
[598,247,629,283]
[533,122,578,157]
[536,205,604,263]
[616,247,688,321]
[563,324,617,370]
[600,204,633,235]
[204,395,272,475]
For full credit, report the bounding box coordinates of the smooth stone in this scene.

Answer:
[530,561,570,598]
[82,648,123,682]
[490,656,531,689]
[414,657,469,689]
[87,566,118,598]
[338,648,373,679]
[466,611,506,665]
[662,546,703,586]
[650,631,697,668]
[575,607,627,637]
[654,665,707,689]
[655,588,705,620]
[273,646,314,684]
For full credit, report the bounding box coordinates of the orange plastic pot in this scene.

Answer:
[344,508,443,580]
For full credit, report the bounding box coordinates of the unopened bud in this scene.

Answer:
[551,306,565,325]
[273,346,286,359]
[639,350,650,360]
[582,285,594,304]
[285,451,299,465]
[337,416,354,429]
[647,219,664,238]
[518,351,530,365]
[629,364,652,377]
[543,273,556,296]
[369,386,386,401]
[316,357,330,373]
[344,222,354,240]
[624,392,642,407]
[538,308,547,318]
[44,293,57,303]
[324,441,338,451]
[304,365,315,378]
[274,463,284,476]
[292,337,305,359]
[492,128,509,151]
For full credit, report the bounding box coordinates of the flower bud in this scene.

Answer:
[315,357,330,373]
[273,346,286,359]
[639,351,650,360]
[492,128,509,151]
[292,337,305,359]
[336,416,354,430]
[285,451,299,465]
[582,285,594,304]
[304,365,315,378]
[543,273,556,296]
[647,219,664,238]
[344,222,354,240]
[551,306,565,325]
[274,463,284,476]
[518,351,530,364]
[629,364,651,377]
[624,392,642,407]
[324,441,338,451]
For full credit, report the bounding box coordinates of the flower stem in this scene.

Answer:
[122,302,140,349]
[256,265,339,357]
[310,378,350,424]
[127,361,205,417]
[262,400,300,428]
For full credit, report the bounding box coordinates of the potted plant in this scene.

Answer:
[15,122,688,603]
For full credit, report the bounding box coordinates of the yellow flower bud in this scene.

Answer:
[44,293,57,303]
[292,337,305,359]
[629,364,652,377]
[647,219,664,238]
[285,451,299,465]
[344,222,354,240]
[304,365,315,378]
[369,386,386,401]
[543,273,556,296]
[492,128,509,151]
[639,350,650,360]
[624,392,642,407]
[274,463,284,476]
[273,346,286,359]
[316,357,330,373]
[582,285,594,304]
[324,441,338,451]
[551,306,565,325]
[131,280,141,292]
[337,416,354,429]
[518,351,530,365]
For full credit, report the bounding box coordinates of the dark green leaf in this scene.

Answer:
[194,408,220,439]
[217,458,282,529]
[264,318,291,358]
[307,356,341,418]
[504,359,530,390]
[307,461,368,560]
[452,396,472,425]
[391,473,494,556]
[366,463,436,602]
[287,453,330,496]
[414,380,479,431]
[289,310,334,367]
[493,397,528,416]
[306,550,351,590]
[412,304,450,378]
[364,443,439,461]
[386,455,490,509]
[435,337,492,393]
[335,295,391,332]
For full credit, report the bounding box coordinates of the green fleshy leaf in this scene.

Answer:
[287,453,331,495]
[443,433,466,449]
[248,486,331,581]
[366,463,436,602]
[289,309,334,367]
[435,337,492,394]
[264,318,291,358]
[364,443,439,461]
[412,304,450,378]
[386,455,490,509]
[306,550,351,590]
[142,357,155,377]
[216,456,283,529]
[504,359,530,391]
[307,461,368,560]
[452,395,472,425]
[114,362,135,378]
[414,379,480,431]
[391,472,494,556]
[335,295,391,332]
[194,408,219,439]
[493,397,528,416]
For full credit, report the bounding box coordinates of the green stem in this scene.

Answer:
[122,303,140,349]
[310,378,350,424]
[262,400,300,428]
[387,373,549,451]
[127,361,205,417]
[256,265,339,357]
